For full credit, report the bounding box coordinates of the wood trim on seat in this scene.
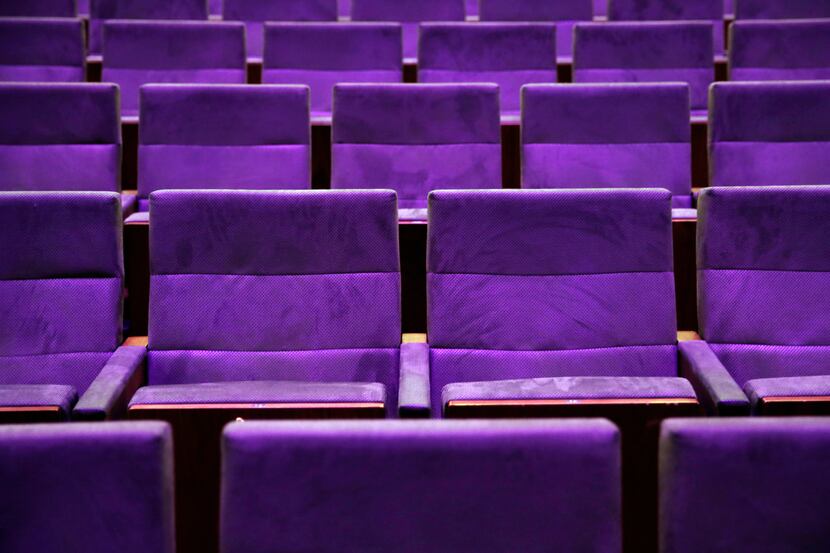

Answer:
[128,402,385,411]
[760,396,830,404]
[0,405,60,413]
[447,397,699,409]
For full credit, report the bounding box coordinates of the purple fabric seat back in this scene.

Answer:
[729,20,830,81]
[89,0,208,54]
[331,84,501,210]
[351,0,465,59]
[0,83,120,192]
[221,419,621,553]
[138,84,310,209]
[0,17,84,82]
[697,186,830,386]
[263,23,402,115]
[102,21,245,118]
[477,0,592,60]
[222,0,337,60]
[418,23,557,114]
[608,0,725,54]
[0,422,175,553]
[521,83,692,208]
[147,190,401,405]
[0,192,123,394]
[709,81,830,187]
[0,0,74,16]
[735,0,830,19]
[427,189,678,411]
[573,21,714,112]
[660,418,830,553]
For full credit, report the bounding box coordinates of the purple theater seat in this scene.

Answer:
[136,84,310,212]
[660,418,830,553]
[477,0,592,62]
[262,22,402,118]
[735,0,830,20]
[0,0,74,16]
[690,186,830,415]
[89,0,208,55]
[210,0,222,16]
[608,0,725,54]
[521,83,693,208]
[729,19,830,81]
[0,192,146,422]
[220,419,621,553]
[418,23,557,115]
[0,17,84,82]
[0,83,120,193]
[709,81,830,187]
[0,421,175,552]
[102,20,246,119]
[222,0,337,61]
[331,83,501,219]
[573,21,714,118]
[351,0,465,60]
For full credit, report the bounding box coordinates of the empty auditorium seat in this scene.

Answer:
[331,84,500,220]
[220,419,621,553]
[418,23,557,115]
[222,0,337,61]
[0,192,146,422]
[709,81,830,187]
[0,17,84,82]
[134,84,310,214]
[89,0,208,54]
[735,0,830,20]
[660,418,830,553]
[102,21,246,118]
[687,186,830,415]
[0,421,175,552]
[262,23,402,118]
[521,83,693,209]
[573,21,714,119]
[350,0,465,60]
[728,19,830,81]
[0,0,74,17]
[477,0,592,62]
[608,0,725,54]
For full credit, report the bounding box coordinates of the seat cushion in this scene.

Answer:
[744,375,830,412]
[0,384,78,419]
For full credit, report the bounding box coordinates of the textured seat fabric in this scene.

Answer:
[263,23,402,116]
[709,81,830,187]
[0,421,175,553]
[660,418,830,553]
[0,0,74,16]
[0,17,84,82]
[331,84,501,213]
[744,376,830,413]
[428,189,680,413]
[89,0,207,54]
[0,83,120,192]
[729,20,830,82]
[102,21,245,117]
[137,84,310,210]
[735,0,830,20]
[350,0,465,60]
[418,23,557,114]
[146,190,402,408]
[697,186,830,393]
[521,83,693,208]
[608,0,725,54]
[477,0,592,61]
[0,384,78,419]
[573,21,714,115]
[221,419,621,553]
[223,0,337,60]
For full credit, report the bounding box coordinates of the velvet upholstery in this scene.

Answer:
[220,419,621,553]
[138,84,310,206]
[0,0,74,16]
[678,340,750,416]
[102,21,245,117]
[744,376,830,414]
[331,84,501,212]
[735,0,830,20]
[146,189,402,407]
[398,342,430,416]
[73,345,147,420]
[0,17,84,82]
[729,20,830,82]
[477,0,592,60]
[263,23,402,115]
[418,23,557,114]
[573,21,714,113]
[350,0,465,59]
[0,385,78,419]
[0,421,175,553]
[521,83,692,207]
[608,0,725,54]
[0,83,120,192]
[660,418,830,553]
